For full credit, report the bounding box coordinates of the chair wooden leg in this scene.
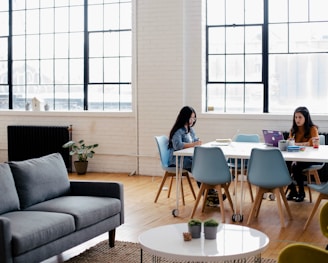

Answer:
[201,187,210,213]
[190,184,205,218]
[216,185,226,223]
[154,172,169,203]
[279,187,292,220]
[247,188,265,225]
[304,194,325,230]
[185,172,196,199]
[223,184,234,212]
[274,188,285,227]
[247,181,254,202]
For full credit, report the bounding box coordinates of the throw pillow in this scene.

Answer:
[9,153,70,209]
[0,163,20,214]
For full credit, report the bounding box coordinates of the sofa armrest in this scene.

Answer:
[0,217,13,263]
[69,180,124,224]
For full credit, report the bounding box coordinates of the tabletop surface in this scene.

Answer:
[138,223,269,261]
[174,141,328,162]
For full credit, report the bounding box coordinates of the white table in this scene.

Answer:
[173,142,328,219]
[138,223,269,262]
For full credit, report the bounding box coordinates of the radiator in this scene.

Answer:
[7,125,72,172]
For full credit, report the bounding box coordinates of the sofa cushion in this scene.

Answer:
[2,211,75,256]
[0,163,20,214]
[25,196,122,230]
[9,153,70,209]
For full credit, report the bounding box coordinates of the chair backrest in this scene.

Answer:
[154,135,170,169]
[247,148,292,188]
[233,134,260,143]
[320,201,328,240]
[192,146,232,185]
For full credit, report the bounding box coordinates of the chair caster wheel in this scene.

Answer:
[269,194,276,201]
[232,214,243,222]
[172,209,179,217]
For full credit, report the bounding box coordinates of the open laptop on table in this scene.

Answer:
[262,129,284,147]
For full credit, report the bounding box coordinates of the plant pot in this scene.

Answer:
[188,225,201,239]
[74,161,88,175]
[204,226,218,240]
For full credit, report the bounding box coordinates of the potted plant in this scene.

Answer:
[203,218,219,240]
[62,140,99,175]
[188,219,202,238]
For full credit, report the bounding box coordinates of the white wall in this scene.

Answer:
[0,0,327,176]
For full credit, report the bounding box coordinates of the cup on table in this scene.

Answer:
[312,137,320,149]
[278,140,288,151]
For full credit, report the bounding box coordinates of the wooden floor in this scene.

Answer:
[43,172,328,262]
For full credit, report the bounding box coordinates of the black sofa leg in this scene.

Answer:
[108,229,116,247]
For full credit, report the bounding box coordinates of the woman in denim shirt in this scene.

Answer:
[168,106,202,171]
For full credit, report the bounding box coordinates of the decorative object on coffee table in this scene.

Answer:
[62,139,99,175]
[204,218,219,240]
[188,218,202,238]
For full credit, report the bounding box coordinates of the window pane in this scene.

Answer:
[245,84,263,113]
[245,26,262,53]
[207,0,225,25]
[0,87,9,109]
[207,84,225,112]
[40,9,54,33]
[40,35,54,59]
[55,59,68,84]
[70,59,83,84]
[269,54,328,113]
[310,0,328,21]
[226,84,244,112]
[89,58,103,82]
[245,0,263,24]
[88,5,103,31]
[269,24,288,53]
[26,10,39,34]
[104,58,119,82]
[26,60,39,84]
[208,55,225,82]
[226,55,244,82]
[13,61,25,85]
[226,27,244,54]
[89,33,103,57]
[208,27,225,54]
[0,12,8,35]
[245,55,262,82]
[70,33,84,58]
[13,11,26,35]
[104,4,119,29]
[268,0,288,23]
[0,61,8,84]
[70,6,84,32]
[40,59,54,84]
[26,35,39,59]
[12,36,25,59]
[289,0,308,22]
[120,57,131,82]
[289,22,328,53]
[226,0,244,25]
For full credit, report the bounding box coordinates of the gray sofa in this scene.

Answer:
[0,153,124,263]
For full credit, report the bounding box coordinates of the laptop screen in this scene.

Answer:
[262,130,284,147]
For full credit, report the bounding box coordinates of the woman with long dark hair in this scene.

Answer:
[286,106,319,202]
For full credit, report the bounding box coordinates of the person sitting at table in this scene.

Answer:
[168,105,225,206]
[285,106,319,202]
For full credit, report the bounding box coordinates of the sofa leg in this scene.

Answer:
[108,229,116,247]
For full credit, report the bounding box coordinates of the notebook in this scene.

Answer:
[262,130,284,147]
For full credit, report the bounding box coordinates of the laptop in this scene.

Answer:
[262,130,284,147]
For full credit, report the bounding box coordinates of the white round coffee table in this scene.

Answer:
[138,223,269,262]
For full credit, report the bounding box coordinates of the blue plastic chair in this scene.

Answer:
[154,136,196,205]
[190,146,234,222]
[228,134,260,202]
[246,148,293,227]
[303,182,328,230]
[302,134,326,202]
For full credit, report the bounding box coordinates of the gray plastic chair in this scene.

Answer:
[154,136,196,205]
[190,146,234,222]
[228,134,260,202]
[303,182,328,230]
[246,148,293,227]
[302,134,326,202]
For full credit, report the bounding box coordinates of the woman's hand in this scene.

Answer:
[194,140,202,146]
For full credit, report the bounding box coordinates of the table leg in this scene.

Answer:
[172,156,184,217]
[254,253,262,262]
[140,248,143,263]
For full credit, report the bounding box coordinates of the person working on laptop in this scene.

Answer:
[168,106,225,207]
[286,106,319,202]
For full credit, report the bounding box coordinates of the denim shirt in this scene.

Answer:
[168,127,199,170]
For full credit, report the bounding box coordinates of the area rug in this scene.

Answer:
[65,240,277,263]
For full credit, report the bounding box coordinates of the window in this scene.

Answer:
[3,0,131,111]
[206,0,328,114]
